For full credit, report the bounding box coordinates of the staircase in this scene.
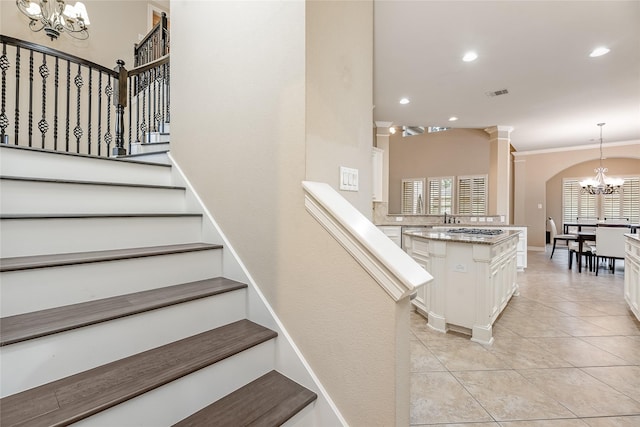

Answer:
[0,144,322,426]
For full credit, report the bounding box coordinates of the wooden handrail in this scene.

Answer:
[0,35,116,77]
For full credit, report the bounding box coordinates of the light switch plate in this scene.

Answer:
[340,167,359,191]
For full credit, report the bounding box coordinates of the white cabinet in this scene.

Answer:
[404,230,519,345]
[625,234,640,321]
[378,225,402,247]
[372,147,383,202]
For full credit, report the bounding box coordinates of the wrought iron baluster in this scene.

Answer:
[104,75,112,153]
[54,57,59,150]
[87,67,92,154]
[141,72,147,143]
[135,75,140,143]
[146,70,151,141]
[14,46,20,146]
[65,59,70,152]
[97,71,102,156]
[38,53,49,149]
[74,63,83,153]
[28,50,33,147]
[160,64,167,132]
[164,63,171,123]
[155,67,161,133]
[0,43,9,144]
[128,74,132,152]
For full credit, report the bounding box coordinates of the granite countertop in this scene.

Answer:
[403,228,521,245]
[377,223,528,228]
[625,233,640,242]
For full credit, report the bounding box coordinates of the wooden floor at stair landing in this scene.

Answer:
[410,248,640,426]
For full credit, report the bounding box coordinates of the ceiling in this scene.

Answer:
[373,1,640,152]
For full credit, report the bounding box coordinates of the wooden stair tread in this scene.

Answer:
[0,277,247,346]
[0,320,277,427]
[0,213,202,219]
[0,175,185,190]
[0,242,222,272]
[173,370,317,427]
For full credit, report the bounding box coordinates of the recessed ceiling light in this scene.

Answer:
[462,51,478,62]
[399,98,410,105]
[448,116,458,122]
[589,47,610,57]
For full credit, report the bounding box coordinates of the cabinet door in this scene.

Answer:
[372,147,383,202]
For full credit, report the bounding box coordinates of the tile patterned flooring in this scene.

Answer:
[410,248,640,426]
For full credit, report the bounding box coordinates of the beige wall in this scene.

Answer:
[1,0,157,68]
[306,1,374,215]
[514,142,640,248]
[171,1,407,425]
[388,128,490,213]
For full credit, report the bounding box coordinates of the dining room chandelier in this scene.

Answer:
[16,0,90,40]
[580,123,624,195]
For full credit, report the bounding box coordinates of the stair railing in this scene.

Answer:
[134,12,169,68]
[0,34,169,157]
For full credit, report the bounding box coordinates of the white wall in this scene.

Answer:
[170,1,408,425]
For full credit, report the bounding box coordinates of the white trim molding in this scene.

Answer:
[302,181,432,301]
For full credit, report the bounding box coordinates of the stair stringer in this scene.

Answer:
[168,153,347,427]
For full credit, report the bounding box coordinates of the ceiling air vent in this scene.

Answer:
[485,89,509,97]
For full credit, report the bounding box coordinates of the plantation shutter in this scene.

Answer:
[562,179,580,224]
[401,179,425,214]
[602,191,621,219]
[622,177,640,223]
[428,179,440,214]
[458,175,487,215]
[428,177,453,215]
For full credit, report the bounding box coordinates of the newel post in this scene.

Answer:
[112,59,127,156]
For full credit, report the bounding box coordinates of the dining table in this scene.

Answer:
[563,221,639,234]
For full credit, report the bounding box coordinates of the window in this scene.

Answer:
[562,176,640,224]
[562,179,597,223]
[622,177,640,223]
[401,178,425,214]
[457,175,487,215]
[428,177,453,215]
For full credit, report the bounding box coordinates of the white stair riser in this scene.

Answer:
[0,147,173,186]
[0,290,247,397]
[0,180,187,214]
[72,340,275,427]
[144,133,170,143]
[130,142,169,155]
[283,402,317,427]
[1,249,223,316]
[126,151,172,165]
[0,216,203,257]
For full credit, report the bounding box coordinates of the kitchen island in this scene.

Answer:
[404,228,520,345]
[625,233,640,321]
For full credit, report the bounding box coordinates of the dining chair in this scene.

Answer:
[576,217,599,233]
[548,217,578,259]
[568,240,594,271]
[592,224,630,275]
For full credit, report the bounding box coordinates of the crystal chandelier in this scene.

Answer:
[580,123,624,195]
[16,0,90,40]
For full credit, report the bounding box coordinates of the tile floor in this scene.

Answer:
[410,248,640,426]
